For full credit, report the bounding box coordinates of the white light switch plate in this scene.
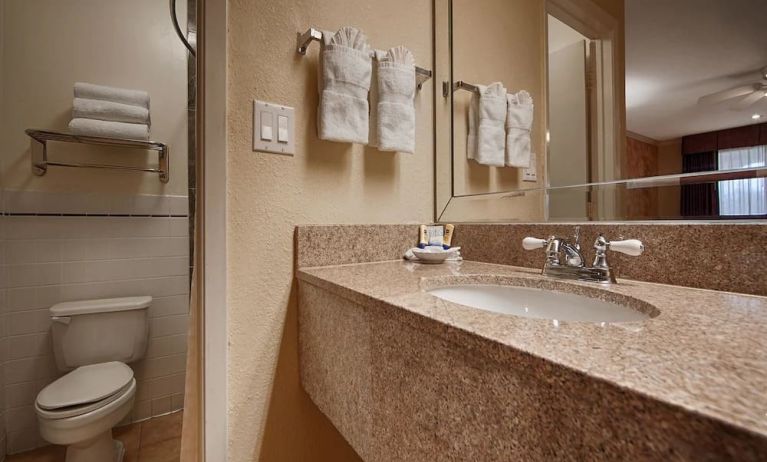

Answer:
[253,100,295,156]
[522,154,537,182]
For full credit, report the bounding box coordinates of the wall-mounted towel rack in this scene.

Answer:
[297,27,433,90]
[443,80,481,97]
[26,129,169,183]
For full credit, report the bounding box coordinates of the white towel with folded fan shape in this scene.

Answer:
[468,82,507,167]
[505,90,534,168]
[373,46,416,153]
[74,82,150,109]
[318,27,372,144]
[73,98,150,126]
[68,118,149,140]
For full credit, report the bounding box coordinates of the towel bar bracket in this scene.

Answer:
[443,80,481,97]
[27,129,170,183]
[296,27,433,90]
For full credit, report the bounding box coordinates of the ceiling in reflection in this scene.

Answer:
[626,0,767,141]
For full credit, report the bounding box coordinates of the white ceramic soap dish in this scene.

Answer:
[407,246,461,264]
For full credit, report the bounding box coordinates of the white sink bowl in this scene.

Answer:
[428,284,651,323]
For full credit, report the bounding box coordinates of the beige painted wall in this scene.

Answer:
[1,0,188,196]
[451,0,546,198]
[226,0,433,460]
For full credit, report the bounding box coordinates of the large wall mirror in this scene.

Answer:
[435,0,767,222]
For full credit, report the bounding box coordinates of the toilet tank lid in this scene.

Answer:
[50,296,152,316]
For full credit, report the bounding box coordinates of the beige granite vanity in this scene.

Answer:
[296,225,767,461]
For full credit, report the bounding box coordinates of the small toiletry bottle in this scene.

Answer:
[418,225,428,249]
[443,224,455,249]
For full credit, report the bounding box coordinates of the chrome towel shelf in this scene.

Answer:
[26,129,169,183]
[296,27,433,90]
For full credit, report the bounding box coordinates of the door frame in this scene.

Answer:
[198,0,228,460]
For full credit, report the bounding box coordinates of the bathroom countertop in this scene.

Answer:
[297,259,767,441]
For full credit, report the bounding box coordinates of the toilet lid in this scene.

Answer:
[37,361,134,411]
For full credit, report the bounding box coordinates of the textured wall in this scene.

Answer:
[226,0,434,460]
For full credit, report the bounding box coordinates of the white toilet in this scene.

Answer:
[35,296,151,462]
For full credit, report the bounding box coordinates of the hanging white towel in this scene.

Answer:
[68,118,149,140]
[373,46,416,153]
[318,27,372,144]
[467,82,507,167]
[73,98,151,126]
[74,82,150,109]
[505,90,534,168]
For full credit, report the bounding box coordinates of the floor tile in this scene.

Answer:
[138,437,181,462]
[140,411,183,447]
[115,422,142,462]
[5,445,65,462]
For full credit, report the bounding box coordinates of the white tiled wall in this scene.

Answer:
[0,214,189,454]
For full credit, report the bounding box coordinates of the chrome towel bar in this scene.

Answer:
[26,129,170,183]
[296,27,433,90]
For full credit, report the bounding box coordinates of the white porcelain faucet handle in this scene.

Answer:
[522,237,548,250]
[609,239,644,256]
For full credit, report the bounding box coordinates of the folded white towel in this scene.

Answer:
[468,82,507,167]
[318,27,372,144]
[73,98,150,126]
[68,118,149,140]
[74,82,150,109]
[505,90,534,168]
[373,46,416,153]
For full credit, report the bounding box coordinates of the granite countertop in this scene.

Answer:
[297,259,767,441]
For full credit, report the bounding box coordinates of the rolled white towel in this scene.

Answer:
[73,98,150,126]
[318,27,372,144]
[68,118,149,140]
[74,82,150,109]
[505,90,534,168]
[374,46,416,154]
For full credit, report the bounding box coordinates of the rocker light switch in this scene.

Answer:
[260,112,273,141]
[253,100,295,156]
[277,115,289,143]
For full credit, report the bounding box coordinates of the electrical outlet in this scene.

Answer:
[522,155,537,182]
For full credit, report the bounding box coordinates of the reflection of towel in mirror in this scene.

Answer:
[467,82,507,167]
[371,46,416,153]
[505,90,534,168]
[317,27,372,144]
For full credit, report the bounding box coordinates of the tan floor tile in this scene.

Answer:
[140,411,183,448]
[115,422,142,462]
[138,437,181,462]
[5,445,65,462]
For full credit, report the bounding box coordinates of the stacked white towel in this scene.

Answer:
[505,90,534,168]
[69,83,151,140]
[370,46,416,153]
[318,27,372,144]
[467,82,507,167]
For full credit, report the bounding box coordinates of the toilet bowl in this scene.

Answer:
[35,296,150,462]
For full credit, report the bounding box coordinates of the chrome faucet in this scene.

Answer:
[522,226,644,284]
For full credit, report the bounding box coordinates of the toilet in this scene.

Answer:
[35,296,151,462]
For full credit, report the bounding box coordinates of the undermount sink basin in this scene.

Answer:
[428,284,651,323]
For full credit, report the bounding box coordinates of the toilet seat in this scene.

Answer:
[36,361,134,420]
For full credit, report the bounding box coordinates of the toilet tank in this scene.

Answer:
[49,296,151,371]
